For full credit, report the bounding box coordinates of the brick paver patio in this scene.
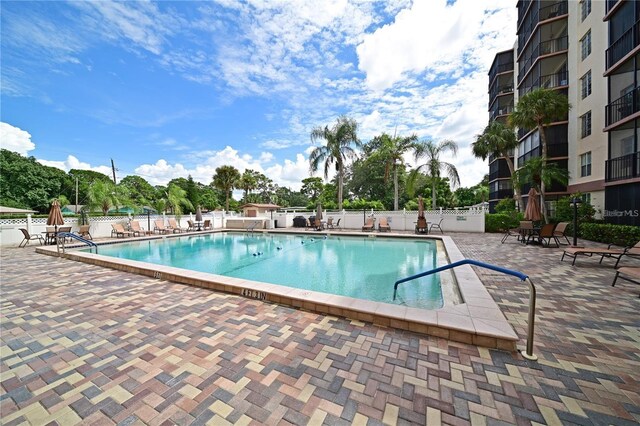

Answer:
[1,232,639,425]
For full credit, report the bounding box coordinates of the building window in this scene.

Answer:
[581,30,591,60]
[582,193,591,205]
[581,70,591,99]
[581,0,591,21]
[580,152,592,177]
[581,111,592,138]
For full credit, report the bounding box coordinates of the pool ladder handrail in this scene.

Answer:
[393,259,537,361]
[55,232,98,254]
[245,221,261,236]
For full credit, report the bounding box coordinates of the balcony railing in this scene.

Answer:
[606,152,640,182]
[606,19,640,70]
[606,0,620,14]
[518,36,568,84]
[489,61,514,84]
[606,87,640,126]
[489,103,514,121]
[518,1,568,53]
[489,189,514,201]
[489,83,514,102]
[520,70,568,96]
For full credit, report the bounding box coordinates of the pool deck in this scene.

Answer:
[2,232,639,425]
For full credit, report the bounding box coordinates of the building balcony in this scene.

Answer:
[606,152,640,182]
[488,61,514,86]
[489,103,514,121]
[606,0,620,15]
[518,36,568,84]
[489,189,514,201]
[606,19,640,72]
[517,1,568,53]
[520,70,568,96]
[606,87,640,127]
[489,84,514,103]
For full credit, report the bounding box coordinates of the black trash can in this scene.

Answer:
[274,220,278,228]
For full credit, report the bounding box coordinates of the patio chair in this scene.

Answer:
[378,217,391,232]
[326,217,334,229]
[305,218,314,231]
[58,226,72,243]
[561,241,640,267]
[518,221,534,243]
[44,226,56,244]
[111,223,135,238]
[429,218,443,234]
[500,221,521,244]
[531,223,559,247]
[187,220,196,231]
[203,219,212,230]
[362,217,375,232]
[314,217,323,231]
[154,219,170,234]
[168,218,186,233]
[18,228,45,248]
[553,222,571,245]
[415,217,428,234]
[76,225,92,240]
[129,221,146,237]
[333,218,342,230]
[611,267,640,297]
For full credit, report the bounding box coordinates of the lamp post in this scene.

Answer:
[571,197,582,247]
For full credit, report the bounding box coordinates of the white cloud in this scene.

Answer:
[0,122,36,155]
[37,155,113,177]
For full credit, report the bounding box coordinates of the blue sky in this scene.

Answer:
[1,0,515,190]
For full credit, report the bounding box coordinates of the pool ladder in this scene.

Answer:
[55,232,98,254]
[393,259,537,361]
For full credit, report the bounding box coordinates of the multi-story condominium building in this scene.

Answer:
[487,49,516,212]
[603,0,639,226]
[488,0,639,227]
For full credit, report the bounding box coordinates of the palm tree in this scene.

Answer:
[87,180,129,215]
[239,169,259,202]
[213,165,241,211]
[379,133,419,210]
[409,140,460,209]
[472,121,523,210]
[165,183,193,220]
[509,88,570,215]
[513,157,569,223]
[309,116,361,210]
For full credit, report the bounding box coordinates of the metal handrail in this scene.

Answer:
[56,232,98,254]
[393,259,537,360]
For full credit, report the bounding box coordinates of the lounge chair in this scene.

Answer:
[326,218,334,229]
[129,221,146,236]
[553,222,571,245]
[111,223,135,238]
[18,228,44,247]
[611,267,640,297]
[168,218,186,233]
[378,217,391,232]
[415,217,428,234]
[500,222,521,243]
[187,220,196,231]
[154,219,170,234]
[362,217,375,232]
[203,219,212,230]
[561,241,640,267]
[76,225,92,240]
[58,226,72,243]
[429,218,444,234]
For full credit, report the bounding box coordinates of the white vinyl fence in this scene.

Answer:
[1,208,485,246]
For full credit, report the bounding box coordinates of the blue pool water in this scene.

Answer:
[92,233,443,309]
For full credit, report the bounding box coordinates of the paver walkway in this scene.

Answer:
[1,233,639,425]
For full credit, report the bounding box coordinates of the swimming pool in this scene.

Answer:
[92,232,445,309]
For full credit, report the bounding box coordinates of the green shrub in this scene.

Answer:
[579,223,640,247]
[554,193,595,223]
[494,198,516,214]
[485,213,522,233]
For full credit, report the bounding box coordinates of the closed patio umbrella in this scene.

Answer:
[195,206,203,230]
[524,188,542,222]
[316,203,323,230]
[416,196,427,233]
[47,199,65,232]
[418,196,425,219]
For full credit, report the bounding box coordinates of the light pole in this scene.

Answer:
[571,197,582,247]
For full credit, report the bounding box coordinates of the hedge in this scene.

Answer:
[578,223,640,247]
[485,213,521,233]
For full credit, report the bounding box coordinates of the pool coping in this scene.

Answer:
[35,229,518,351]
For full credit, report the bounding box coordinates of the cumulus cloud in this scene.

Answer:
[37,154,112,176]
[0,122,36,155]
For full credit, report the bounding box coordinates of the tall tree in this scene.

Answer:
[409,140,460,209]
[212,165,240,211]
[239,169,260,202]
[509,88,570,219]
[87,180,129,215]
[309,116,361,210]
[472,120,523,210]
[300,177,324,203]
[513,157,569,223]
[378,133,419,210]
[120,175,157,207]
[165,183,193,219]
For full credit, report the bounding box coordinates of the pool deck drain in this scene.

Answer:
[36,230,518,351]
